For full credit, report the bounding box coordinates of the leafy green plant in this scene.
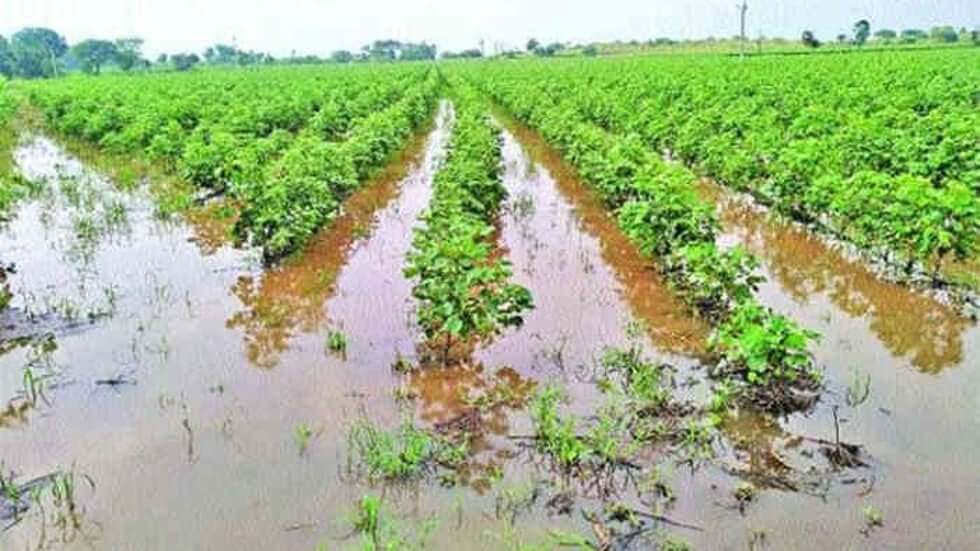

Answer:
[404,86,533,358]
[461,48,980,289]
[460,65,824,407]
[25,63,438,261]
[713,302,819,384]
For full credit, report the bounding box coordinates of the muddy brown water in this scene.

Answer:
[0,104,978,550]
[696,183,980,549]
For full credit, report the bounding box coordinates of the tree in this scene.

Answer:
[534,42,564,57]
[156,53,169,65]
[330,50,353,63]
[930,25,958,43]
[801,30,821,48]
[216,44,238,63]
[171,53,199,71]
[114,37,144,71]
[72,39,118,74]
[0,37,15,78]
[10,27,68,78]
[837,34,848,44]
[526,38,539,52]
[582,45,599,57]
[441,49,482,59]
[874,29,897,41]
[853,19,871,45]
[400,42,436,61]
[900,29,927,43]
[362,39,399,61]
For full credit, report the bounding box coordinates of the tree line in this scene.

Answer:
[802,22,978,48]
[0,28,451,80]
[0,27,222,78]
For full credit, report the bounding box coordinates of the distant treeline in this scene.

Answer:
[2,22,976,80]
[0,30,453,80]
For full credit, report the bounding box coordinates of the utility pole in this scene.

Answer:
[737,1,748,59]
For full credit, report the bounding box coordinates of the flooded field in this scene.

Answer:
[1,105,978,550]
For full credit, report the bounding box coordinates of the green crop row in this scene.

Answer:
[235,70,441,260]
[24,65,424,189]
[461,68,820,405]
[473,49,979,276]
[1,78,18,311]
[20,64,438,260]
[404,83,532,355]
[0,78,21,219]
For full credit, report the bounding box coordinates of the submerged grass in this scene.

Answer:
[347,417,468,481]
[336,495,438,551]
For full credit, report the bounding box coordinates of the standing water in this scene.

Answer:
[3,104,977,550]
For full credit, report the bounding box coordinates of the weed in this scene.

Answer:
[846,367,871,407]
[495,481,539,525]
[734,482,757,513]
[529,386,588,468]
[548,530,594,549]
[639,465,675,503]
[861,505,884,535]
[707,379,735,425]
[391,353,415,373]
[680,418,715,461]
[599,346,671,410]
[585,400,636,464]
[295,423,313,455]
[509,191,535,221]
[346,495,438,551]
[660,534,692,551]
[348,418,467,480]
[352,495,382,540]
[326,330,348,356]
[102,199,129,230]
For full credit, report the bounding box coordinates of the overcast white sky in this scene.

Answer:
[1,1,977,57]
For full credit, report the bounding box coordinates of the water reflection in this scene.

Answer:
[408,363,535,431]
[495,113,709,358]
[712,185,970,373]
[183,201,237,256]
[226,106,451,368]
[406,361,535,494]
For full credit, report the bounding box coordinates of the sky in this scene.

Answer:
[1,1,977,58]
